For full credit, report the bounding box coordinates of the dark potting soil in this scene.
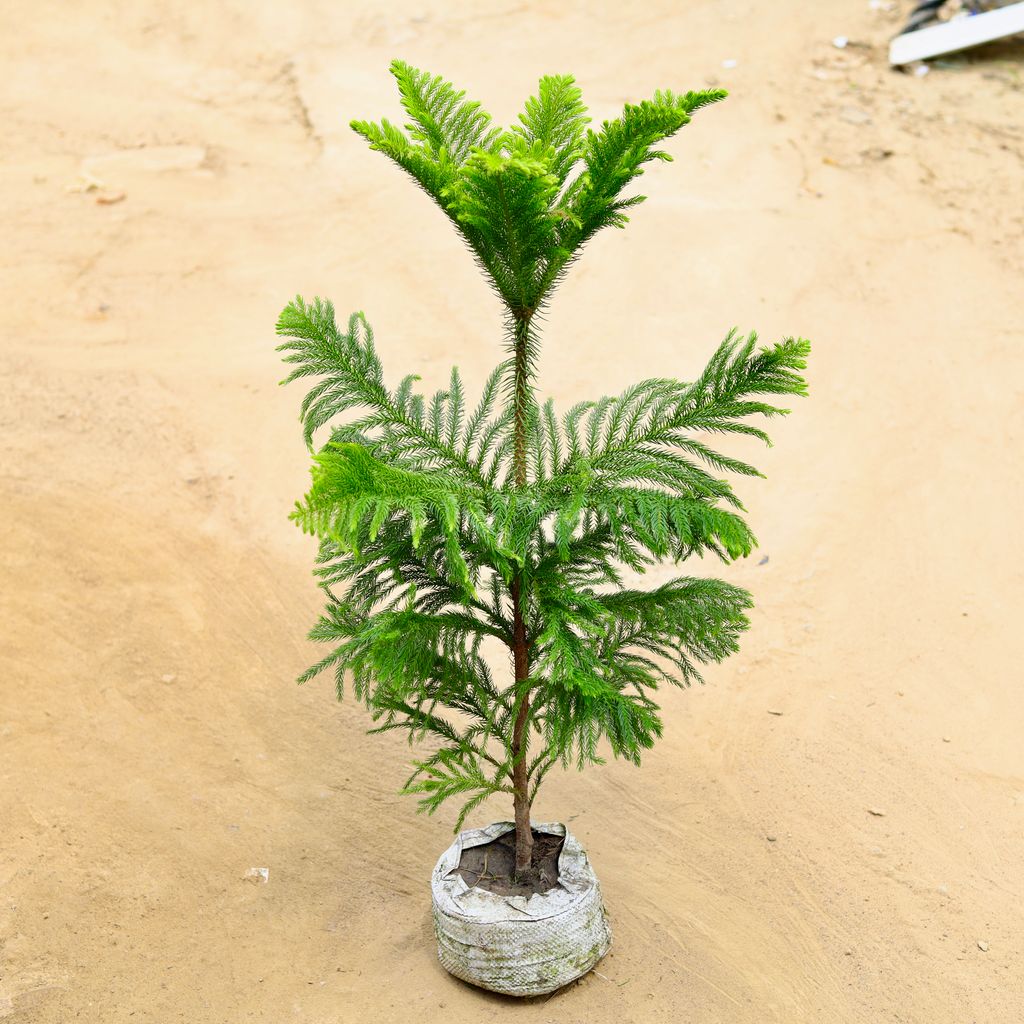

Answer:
[455,829,564,897]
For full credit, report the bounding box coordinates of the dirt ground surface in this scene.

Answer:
[2,2,1023,1021]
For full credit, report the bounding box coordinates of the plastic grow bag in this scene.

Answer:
[431,821,612,996]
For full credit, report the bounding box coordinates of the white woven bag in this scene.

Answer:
[431,821,612,996]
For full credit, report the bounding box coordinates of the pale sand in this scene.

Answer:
[2,2,1023,1021]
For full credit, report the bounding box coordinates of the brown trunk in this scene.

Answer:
[510,313,533,877]
[510,575,532,875]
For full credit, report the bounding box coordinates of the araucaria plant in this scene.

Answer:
[279,62,809,882]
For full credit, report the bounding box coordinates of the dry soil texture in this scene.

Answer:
[2,2,1023,1022]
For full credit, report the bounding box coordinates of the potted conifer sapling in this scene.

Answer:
[278,63,810,996]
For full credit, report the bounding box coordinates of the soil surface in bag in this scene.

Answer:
[455,830,565,897]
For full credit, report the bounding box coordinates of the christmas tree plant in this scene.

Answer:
[278,62,809,882]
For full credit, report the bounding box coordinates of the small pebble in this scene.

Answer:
[867,807,886,817]
[977,940,989,952]
[766,834,777,842]
[942,736,951,743]
[839,105,872,126]
[767,709,784,716]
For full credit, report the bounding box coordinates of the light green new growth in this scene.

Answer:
[278,61,810,876]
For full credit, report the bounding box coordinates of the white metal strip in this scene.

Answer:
[890,2,1024,65]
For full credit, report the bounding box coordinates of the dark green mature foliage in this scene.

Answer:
[279,62,809,836]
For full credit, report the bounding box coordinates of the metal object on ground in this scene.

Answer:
[890,1,1024,64]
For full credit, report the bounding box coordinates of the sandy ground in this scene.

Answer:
[2,2,1023,1021]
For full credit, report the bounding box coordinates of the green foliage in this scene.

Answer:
[352,59,725,321]
[280,64,809,833]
